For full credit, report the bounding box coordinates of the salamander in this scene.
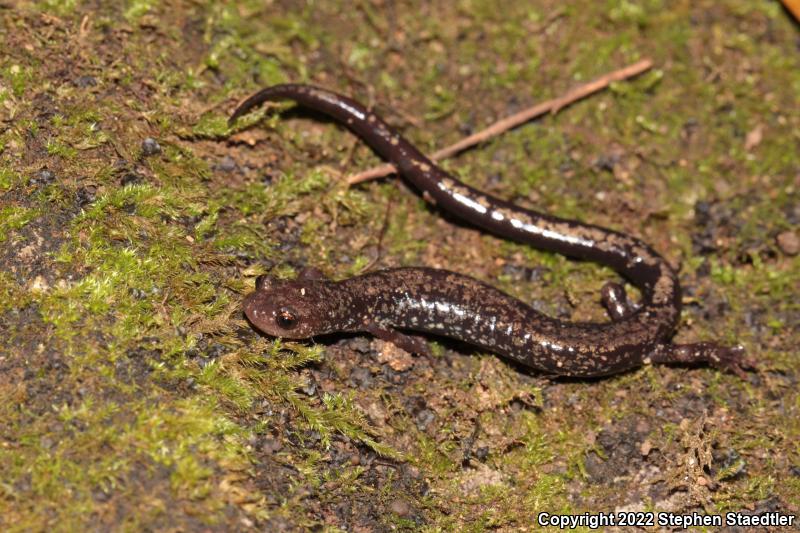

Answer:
[230,84,752,378]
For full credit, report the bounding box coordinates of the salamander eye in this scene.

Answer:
[275,307,299,330]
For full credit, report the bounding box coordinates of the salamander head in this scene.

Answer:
[243,273,336,339]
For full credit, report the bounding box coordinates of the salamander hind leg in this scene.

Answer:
[649,342,757,378]
[364,322,433,357]
[601,281,637,320]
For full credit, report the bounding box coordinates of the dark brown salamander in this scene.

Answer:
[231,84,752,378]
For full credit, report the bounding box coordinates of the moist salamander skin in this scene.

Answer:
[233,84,751,378]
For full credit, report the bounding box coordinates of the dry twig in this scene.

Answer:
[347,58,654,185]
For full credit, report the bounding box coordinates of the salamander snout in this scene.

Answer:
[243,278,330,339]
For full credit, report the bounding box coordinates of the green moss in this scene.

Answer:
[0,271,28,313]
[1,64,34,98]
[0,391,252,530]
[191,113,234,139]
[45,139,78,159]
[319,392,399,458]
[124,0,158,22]
[0,168,21,191]
[0,205,39,242]
[195,339,398,457]
[36,0,78,16]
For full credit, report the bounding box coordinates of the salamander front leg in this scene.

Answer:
[601,281,638,320]
[364,322,432,357]
[649,342,757,378]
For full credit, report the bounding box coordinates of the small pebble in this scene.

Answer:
[301,380,317,396]
[502,263,547,283]
[260,438,283,454]
[415,408,435,430]
[217,155,237,172]
[404,465,421,479]
[119,172,142,186]
[640,439,652,456]
[389,499,411,517]
[349,366,373,389]
[349,337,372,354]
[75,185,97,207]
[129,288,147,299]
[377,341,415,372]
[593,153,619,172]
[93,489,112,502]
[73,75,97,88]
[31,169,55,186]
[206,343,226,358]
[141,137,161,157]
[776,231,799,256]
